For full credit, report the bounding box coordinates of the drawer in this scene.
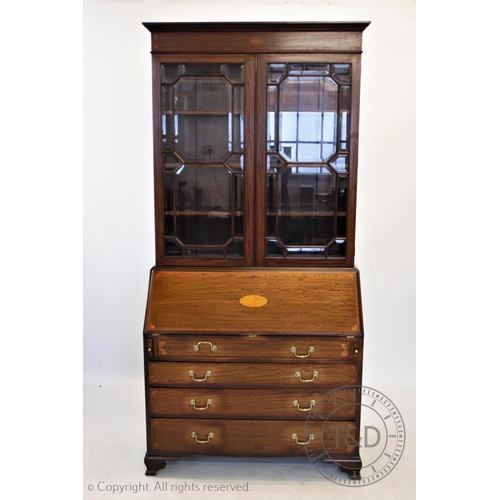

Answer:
[148,362,358,388]
[152,335,357,362]
[150,418,357,456]
[149,388,357,419]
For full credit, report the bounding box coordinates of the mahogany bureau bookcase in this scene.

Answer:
[142,22,370,479]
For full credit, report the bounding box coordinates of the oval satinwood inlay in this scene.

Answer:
[239,294,268,308]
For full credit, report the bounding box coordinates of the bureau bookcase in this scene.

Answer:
[142,22,369,479]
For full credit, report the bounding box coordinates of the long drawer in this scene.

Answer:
[152,335,358,362]
[150,418,357,456]
[149,388,357,419]
[148,362,358,388]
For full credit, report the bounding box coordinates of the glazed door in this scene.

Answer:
[153,54,255,266]
[255,54,361,267]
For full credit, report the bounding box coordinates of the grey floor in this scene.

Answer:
[84,382,415,500]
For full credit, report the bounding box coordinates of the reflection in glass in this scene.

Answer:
[268,63,286,83]
[333,64,351,83]
[329,155,348,173]
[265,62,351,260]
[182,64,223,75]
[162,64,181,83]
[225,64,245,83]
[277,166,335,213]
[160,62,246,258]
[289,63,330,75]
[278,76,338,162]
[339,86,350,151]
[267,86,277,151]
[176,165,230,212]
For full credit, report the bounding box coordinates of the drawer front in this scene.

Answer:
[149,362,358,388]
[153,335,355,362]
[150,388,357,419]
[150,418,357,456]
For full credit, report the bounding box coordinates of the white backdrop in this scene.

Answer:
[83,0,415,389]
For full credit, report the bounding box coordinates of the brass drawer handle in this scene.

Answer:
[188,370,211,382]
[190,431,214,443]
[293,399,316,411]
[290,346,315,358]
[193,341,217,352]
[189,398,213,410]
[291,433,315,445]
[295,370,319,383]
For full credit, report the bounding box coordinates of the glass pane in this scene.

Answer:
[161,61,246,260]
[289,63,330,75]
[286,247,326,258]
[162,153,182,172]
[337,216,346,238]
[225,64,244,83]
[164,215,174,237]
[177,216,231,246]
[264,62,351,261]
[279,216,333,246]
[161,86,173,151]
[235,216,244,237]
[333,64,351,83]
[267,86,277,151]
[174,75,232,161]
[186,246,225,257]
[266,215,275,237]
[278,166,335,213]
[162,64,181,84]
[165,239,183,256]
[266,239,284,256]
[225,154,244,173]
[266,154,285,172]
[279,76,338,161]
[268,63,286,83]
[182,64,223,75]
[234,173,244,212]
[330,155,348,173]
[328,240,346,257]
[339,86,350,151]
[176,165,231,211]
[233,86,244,152]
[163,174,173,211]
[266,173,277,211]
[337,176,348,212]
[227,240,243,256]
